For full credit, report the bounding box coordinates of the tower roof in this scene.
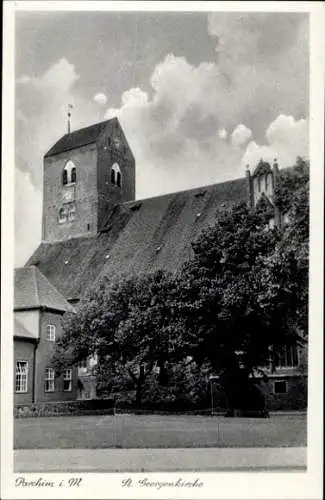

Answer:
[14,266,75,312]
[44,118,118,158]
[253,159,272,177]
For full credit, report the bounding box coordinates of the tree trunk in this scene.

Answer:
[135,364,145,407]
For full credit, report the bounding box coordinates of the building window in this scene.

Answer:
[15,361,28,393]
[46,324,56,342]
[116,171,121,188]
[110,168,115,184]
[59,207,67,224]
[257,176,262,192]
[71,167,76,183]
[45,368,55,392]
[276,344,299,368]
[63,160,76,185]
[111,163,122,187]
[68,203,76,222]
[273,380,287,394]
[62,169,68,185]
[63,369,72,392]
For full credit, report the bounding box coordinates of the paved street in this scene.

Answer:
[14,447,306,472]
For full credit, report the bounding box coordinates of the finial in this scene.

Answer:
[67,104,73,134]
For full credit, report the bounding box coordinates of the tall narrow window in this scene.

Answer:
[15,361,28,393]
[62,169,68,185]
[46,324,56,342]
[59,207,67,224]
[63,160,76,185]
[63,369,72,392]
[71,167,76,183]
[257,177,261,192]
[45,368,55,392]
[276,344,299,368]
[68,203,76,222]
[111,163,122,188]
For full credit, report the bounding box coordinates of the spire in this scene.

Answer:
[67,104,73,134]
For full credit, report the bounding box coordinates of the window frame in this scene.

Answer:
[15,361,28,393]
[63,160,77,185]
[111,163,122,187]
[58,207,67,224]
[273,380,288,394]
[46,324,56,342]
[63,369,73,392]
[68,202,76,222]
[44,367,55,393]
[276,344,299,368]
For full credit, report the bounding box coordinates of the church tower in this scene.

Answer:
[42,118,135,242]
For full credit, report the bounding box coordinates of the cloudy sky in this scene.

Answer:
[15,10,309,266]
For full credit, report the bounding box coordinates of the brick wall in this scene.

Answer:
[96,122,135,229]
[14,339,35,405]
[34,310,78,402]
[42,145,98,241]
[261,376,308,411]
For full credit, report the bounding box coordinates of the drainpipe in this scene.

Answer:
[32,339,39,404]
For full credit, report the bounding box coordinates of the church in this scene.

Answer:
[14,117,307,410]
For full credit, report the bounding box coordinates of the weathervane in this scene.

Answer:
[67,104,73,134]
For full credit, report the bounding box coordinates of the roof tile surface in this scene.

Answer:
[27,178,247,301]
[44,119,116,158]
[14,266,75,312]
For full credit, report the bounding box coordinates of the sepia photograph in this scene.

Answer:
[1,1,324,499]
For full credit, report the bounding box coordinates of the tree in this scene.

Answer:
[53,270,187,406]
[176,158,309,411]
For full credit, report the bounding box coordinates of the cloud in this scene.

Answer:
[242,115,308,169]
[15,58,100,265]
[93,92,107,106]
[105,50,308,199]
[231,124,252,147]
[217,128,227,140]
[15,169,42,266]
[207,13,309,135]
[15,14,309,263]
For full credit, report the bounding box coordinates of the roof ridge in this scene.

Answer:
[124,177,246,205]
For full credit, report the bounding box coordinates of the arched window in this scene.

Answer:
[62,169,68,185]
[59,207,67,223]
[111,163,122,188]
[257,176,261,192]
[63,160,76,185]
[68,203,76,222]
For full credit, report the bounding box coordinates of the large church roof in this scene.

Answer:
[26,178,247,302]
[44,118,117,158]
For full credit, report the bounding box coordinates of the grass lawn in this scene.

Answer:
[14,413,307,449]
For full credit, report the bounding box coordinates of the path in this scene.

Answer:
[14,447,307,472]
